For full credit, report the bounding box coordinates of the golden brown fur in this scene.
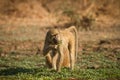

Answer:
[43,26,78,72]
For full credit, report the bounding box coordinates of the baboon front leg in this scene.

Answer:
[52,53,58,70]
[57,46,64,72]
[46,53,52,68]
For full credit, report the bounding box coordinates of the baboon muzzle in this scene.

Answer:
[53,38,58,44]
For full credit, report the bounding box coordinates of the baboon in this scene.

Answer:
[43,26,78,72]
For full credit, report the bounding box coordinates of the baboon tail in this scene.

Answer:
[68,26,78,62]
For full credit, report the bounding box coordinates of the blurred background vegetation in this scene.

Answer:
[0,0,119,54]
[0,0,120,79]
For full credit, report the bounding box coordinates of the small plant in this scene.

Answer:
[62,7,81,30]
[61,5,95,31]
[0,47,2,53]
[80,15,95,31]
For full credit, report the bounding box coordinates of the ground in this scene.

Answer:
[0,51,119,80]
[0,0,120,80]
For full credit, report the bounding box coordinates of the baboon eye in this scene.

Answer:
[53,34,57,36]
[52,34,58,38]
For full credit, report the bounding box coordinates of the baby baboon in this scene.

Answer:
[43,26,78,72]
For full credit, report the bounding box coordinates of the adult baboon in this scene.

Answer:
[43,26,78,72]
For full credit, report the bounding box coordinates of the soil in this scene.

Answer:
[0,0,120,54]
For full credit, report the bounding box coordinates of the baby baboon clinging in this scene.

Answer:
[43,26,78,72]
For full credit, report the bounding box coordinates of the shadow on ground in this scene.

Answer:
[0,67,41,76]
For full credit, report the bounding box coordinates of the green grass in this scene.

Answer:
[0,52,120,80]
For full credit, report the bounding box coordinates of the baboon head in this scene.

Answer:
[47,29,61,45]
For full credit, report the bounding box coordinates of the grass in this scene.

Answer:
[0,24,120,80]
[0,52,120,80]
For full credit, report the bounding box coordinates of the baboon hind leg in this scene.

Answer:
[69,42,75,70]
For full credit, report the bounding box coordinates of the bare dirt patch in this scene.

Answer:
[0,0,120,54]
